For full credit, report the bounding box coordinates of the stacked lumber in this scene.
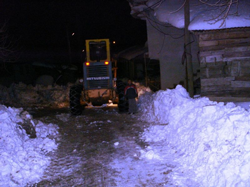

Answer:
[196,27,250,97]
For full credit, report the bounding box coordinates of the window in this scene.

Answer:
[89,41,107,61]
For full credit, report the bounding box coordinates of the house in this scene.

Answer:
[127,0,250,100]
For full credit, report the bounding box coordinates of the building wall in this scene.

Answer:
[146,18,200,90]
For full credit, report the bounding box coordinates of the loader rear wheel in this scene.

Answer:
[117,80,128,113]
[70,84,83,115]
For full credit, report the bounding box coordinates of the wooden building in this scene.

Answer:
[195,27,250,101]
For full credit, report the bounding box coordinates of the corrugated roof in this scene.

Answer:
[116,46,148,60]
[193,27,250,33]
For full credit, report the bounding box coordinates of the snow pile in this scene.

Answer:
[0,105,59,186]
[0,83,71,108]
[139,85,250,186]
[134,82,152,97]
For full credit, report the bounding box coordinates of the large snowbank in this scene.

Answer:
[0,105,59,186]
[110,85,250,186]
[139,85,250,186]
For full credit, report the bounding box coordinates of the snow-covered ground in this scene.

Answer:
[112,86,250,187]
[0,105,59,186]
[1,83,250,186]
[111,85,250,186]
[142,86,250,186]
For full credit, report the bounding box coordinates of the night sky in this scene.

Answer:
[1,0,147,63]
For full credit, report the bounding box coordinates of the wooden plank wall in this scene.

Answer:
[195,28,250,97]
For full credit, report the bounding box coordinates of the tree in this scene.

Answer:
[0,23,19,63]
[199,0,240,27]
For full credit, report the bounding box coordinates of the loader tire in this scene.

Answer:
[117,80,128,112]
[70,84,83,115]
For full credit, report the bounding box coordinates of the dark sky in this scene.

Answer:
[1,0,147,62]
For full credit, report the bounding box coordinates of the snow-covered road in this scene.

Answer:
[2,84,250,186]
[32,107,147,186]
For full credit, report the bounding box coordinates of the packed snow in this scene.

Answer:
[0,105,58,186]
[111,85,250,186]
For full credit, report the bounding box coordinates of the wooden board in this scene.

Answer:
[201,77,235,86]
[231,81,250,88]
[196,28,250,97]
[197,28,250,41]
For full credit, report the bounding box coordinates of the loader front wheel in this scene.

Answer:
[70,84,83,115]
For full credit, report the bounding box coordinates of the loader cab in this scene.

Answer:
[86,39,110,63]
[89,40,107,62]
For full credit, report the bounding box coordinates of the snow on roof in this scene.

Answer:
[129,0,250,30]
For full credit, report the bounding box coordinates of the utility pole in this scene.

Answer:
[184,0,194,97]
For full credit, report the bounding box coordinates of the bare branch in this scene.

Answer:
[199,0,239,27]
[198,0,238,7]
[0,23,20,63]
[170,0,187,14]
[167,0,239,28]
